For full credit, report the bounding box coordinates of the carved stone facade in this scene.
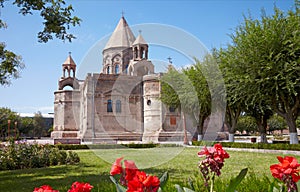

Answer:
[51,17,189,143]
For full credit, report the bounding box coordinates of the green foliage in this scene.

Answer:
[0,43,24,85]
[159,171,169,190]
[226,168,248,192]
[160,56,218,136]
[0,148,299,191]
[236,115,257,134]
[219,1,300,141]
[66,150,80,164]
[5,0,81,43]
[268,114,287,133]
[121,143,159,148]
[192,141,300,151]
[0,139,80,170]
[0,107,20,139]
[30,111,47,137]
[0,0,81,85]
[56,144,90,150]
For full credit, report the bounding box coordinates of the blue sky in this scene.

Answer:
[0,0,295,116]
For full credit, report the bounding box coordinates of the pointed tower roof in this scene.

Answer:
[63,53,76,66]
[132,34,147,46]
[104,16,136,50]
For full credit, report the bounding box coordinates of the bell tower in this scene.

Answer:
[51,53,81,144]
[132,31,148,61]
[59,52,79,90]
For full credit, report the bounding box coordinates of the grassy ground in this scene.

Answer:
[0,146,299,192]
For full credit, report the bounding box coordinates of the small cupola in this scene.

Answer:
[59,52,79,90]
[132,31,148,61]
[62,52,76,78]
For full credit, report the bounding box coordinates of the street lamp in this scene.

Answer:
[7,119,11,138]
[14,121,18,139]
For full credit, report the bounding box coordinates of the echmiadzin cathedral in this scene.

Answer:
[51,16,201,144]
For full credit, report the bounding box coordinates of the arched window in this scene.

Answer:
[125,64,129,74]
[107,99,113,112]
[116,100,121,113]
[107,66,110,74]
[115,64,119,74]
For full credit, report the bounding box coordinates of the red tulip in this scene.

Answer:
[110,157,124,175]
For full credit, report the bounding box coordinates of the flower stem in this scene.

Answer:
[210,173,215,192]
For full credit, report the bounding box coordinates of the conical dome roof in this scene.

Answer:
[104,17,136,50]
[63,53,76,66]
[132,34,147,46]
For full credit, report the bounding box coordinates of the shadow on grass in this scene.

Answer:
[0,162,115,192]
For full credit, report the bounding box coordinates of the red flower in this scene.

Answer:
[198,143,230,186]
[270,156,300,192]
[110,157,124,175]
[33,185,59,192]
[124,160,138,181]
[198,143,229,163]
[110,157,161,192]
[67,181,93,192]
[127,170,160,192]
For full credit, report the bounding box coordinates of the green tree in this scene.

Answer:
[30,111,46,138]
[245,103,273,143]
[19,117,34,137]
[268,114,287,134]
[222,2,300,143]
[0,0,81,85]
[160,57,214,141]
[236,115,257,134]
[160,67,198,141]
[0,107,20,140]
[218,48,244,142]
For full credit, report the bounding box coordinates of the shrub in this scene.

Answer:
[192,141,300,151]
[66,150,80,164]
[0,139,80,171]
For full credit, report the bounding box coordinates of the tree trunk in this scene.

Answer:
[228,119,237,142]
[228,133,235,142]
[197,115,206,141]
[286,113,299,144]
[226,106,240,142]
[260,133,267,143]
[290,132,298,144]
[197,133,203,141]
[182,111,189,145]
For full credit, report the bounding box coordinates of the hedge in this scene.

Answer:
[192,141,300,151]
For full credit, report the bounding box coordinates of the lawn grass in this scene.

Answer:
[0,146,299,192]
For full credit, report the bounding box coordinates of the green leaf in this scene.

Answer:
[159,171,169,189]
[226,168,248,192]
[183,187,195,192]
[297,181,300,192]
[109,176,127,192]
[188,177,195,191]
[175,184,184,192]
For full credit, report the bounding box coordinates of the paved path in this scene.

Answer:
[222,147,300,156]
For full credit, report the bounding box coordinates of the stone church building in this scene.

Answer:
[51,16,190,143]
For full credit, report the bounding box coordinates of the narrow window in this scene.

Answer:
[107,99,113,112]
[116,100,121,113]
[170,116,176,125]
[107,66,110,74]
[115,64,119,74]
[125,64,129,74]
[169,106,176,113]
